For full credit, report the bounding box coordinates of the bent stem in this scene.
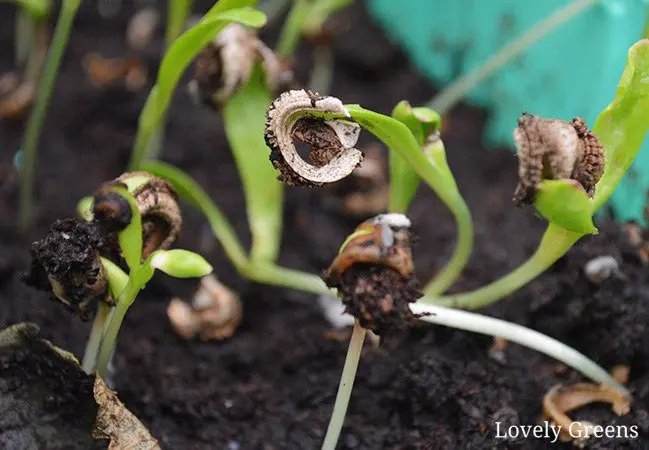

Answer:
[428,0,598,114]
[245,262,331,296]
[410,302,629,395]
[424,198,473,295]
[426,224,580,309]
[321,321,367,450]
[347,105,474,294]
[142,161,327,293]
[19,0,80,230]
[141,160,249,271]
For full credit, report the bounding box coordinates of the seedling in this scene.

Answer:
[128,0,268,169]
[25,173,212,379]
[424,39,649,309]
[264,89,473,294]
[18,0,80,230]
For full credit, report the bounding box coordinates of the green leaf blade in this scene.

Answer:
[534,179,597,235]
[593,39,649,211]
[154,7,267,125]
[149,249,213,278]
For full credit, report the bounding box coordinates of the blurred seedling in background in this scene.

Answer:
[0,0,50,119]
[83,7,160,91]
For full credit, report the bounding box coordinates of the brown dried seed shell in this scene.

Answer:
[264,89,363,186]
[116,172,182,258]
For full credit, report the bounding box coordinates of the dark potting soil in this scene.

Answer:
[1,1,649,449]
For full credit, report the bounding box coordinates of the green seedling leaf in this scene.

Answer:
[148,249,213,278]
[391,101,440,144]
[534,179,597,235]
[150,7,266,127]
[302,0,352,35]
[593,39,649,211]
[423,136,453,181]
[77,196,93,221]
[3,0,51,18]
[99,257,129,300]
[223,66,283,263]
[109,186,142,272]
[388,101,443,212]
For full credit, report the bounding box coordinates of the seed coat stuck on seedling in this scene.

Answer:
[264,89,363,186]
[513,113,605,206]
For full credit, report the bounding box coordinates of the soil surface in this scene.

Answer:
[1,1,649,449]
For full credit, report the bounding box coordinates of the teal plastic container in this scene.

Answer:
[367,0,649,224]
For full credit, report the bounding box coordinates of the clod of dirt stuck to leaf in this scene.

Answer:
[23,218,109,321]
[322,214,423,334]
[512,114,605,206]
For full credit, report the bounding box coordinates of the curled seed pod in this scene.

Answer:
[513,113,605,206]
[116,172,182,258]
[543,382,630,445]
[167,274,242,341]
[322,214,422,334]
[265,89,363,186]
[23,218,109,321]
[189,24,285,106]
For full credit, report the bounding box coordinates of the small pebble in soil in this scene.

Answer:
[583,255,620,284]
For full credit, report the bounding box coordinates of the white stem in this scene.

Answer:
[321,321,367,450]
[410,303,629,395]
[428,0,598,114]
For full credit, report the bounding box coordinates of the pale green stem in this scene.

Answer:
[245,262,332,296]
[140,160,250,271]
[276,0,310,57]
[424,224,581,309]
[260,0,290,23]
[81,301,112,374]
[424,197,473,295]
[15,9,36,67]
[411,302,628,395]
[19,0,80,230]
[166,0,194,46]
[308,45,334,94]
[95,278,141,379]
[428,0,598,114]
[321,321,367,450]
